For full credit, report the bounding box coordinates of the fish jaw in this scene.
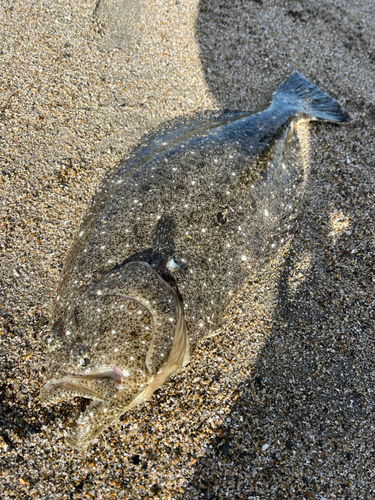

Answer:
[40,366,127,404]
[40,378,106,403]
[64,364,179,451]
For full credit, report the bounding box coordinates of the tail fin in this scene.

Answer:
[272,72,351,123]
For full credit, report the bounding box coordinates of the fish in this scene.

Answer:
[41,72,350,451]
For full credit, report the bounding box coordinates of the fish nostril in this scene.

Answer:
[45,328,63,348]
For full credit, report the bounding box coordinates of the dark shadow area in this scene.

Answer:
[181,208,375,498]
[195,0,375,123]
[179,0,375,498]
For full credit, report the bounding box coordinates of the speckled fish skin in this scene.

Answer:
[41,72,350,451]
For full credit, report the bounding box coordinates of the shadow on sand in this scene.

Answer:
[181,0,374,498]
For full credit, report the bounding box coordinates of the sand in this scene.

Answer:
[1,0,374,498]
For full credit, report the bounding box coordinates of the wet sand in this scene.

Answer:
[1,0,374,498]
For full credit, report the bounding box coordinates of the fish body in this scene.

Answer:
[41,73,350,450]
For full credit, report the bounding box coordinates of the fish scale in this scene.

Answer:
[41,72,350,451]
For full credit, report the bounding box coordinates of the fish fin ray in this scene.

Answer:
[272,72,351,123]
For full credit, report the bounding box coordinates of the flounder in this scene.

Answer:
[41,73,350,450]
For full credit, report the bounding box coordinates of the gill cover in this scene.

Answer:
[89,261,187,376]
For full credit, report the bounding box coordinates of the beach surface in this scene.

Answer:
[1,0,375,498]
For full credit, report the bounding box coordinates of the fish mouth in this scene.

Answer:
[40,366,125,403]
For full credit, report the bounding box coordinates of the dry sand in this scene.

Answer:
[1,0,375,498]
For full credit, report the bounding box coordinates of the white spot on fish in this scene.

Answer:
[79,231,84,237]
[97,290,103,296]
[265,209,269,216]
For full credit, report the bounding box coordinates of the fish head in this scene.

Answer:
[41,261,189,450]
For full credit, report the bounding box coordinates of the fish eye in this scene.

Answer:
[45,334,52,345]
[80,357,90,367]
